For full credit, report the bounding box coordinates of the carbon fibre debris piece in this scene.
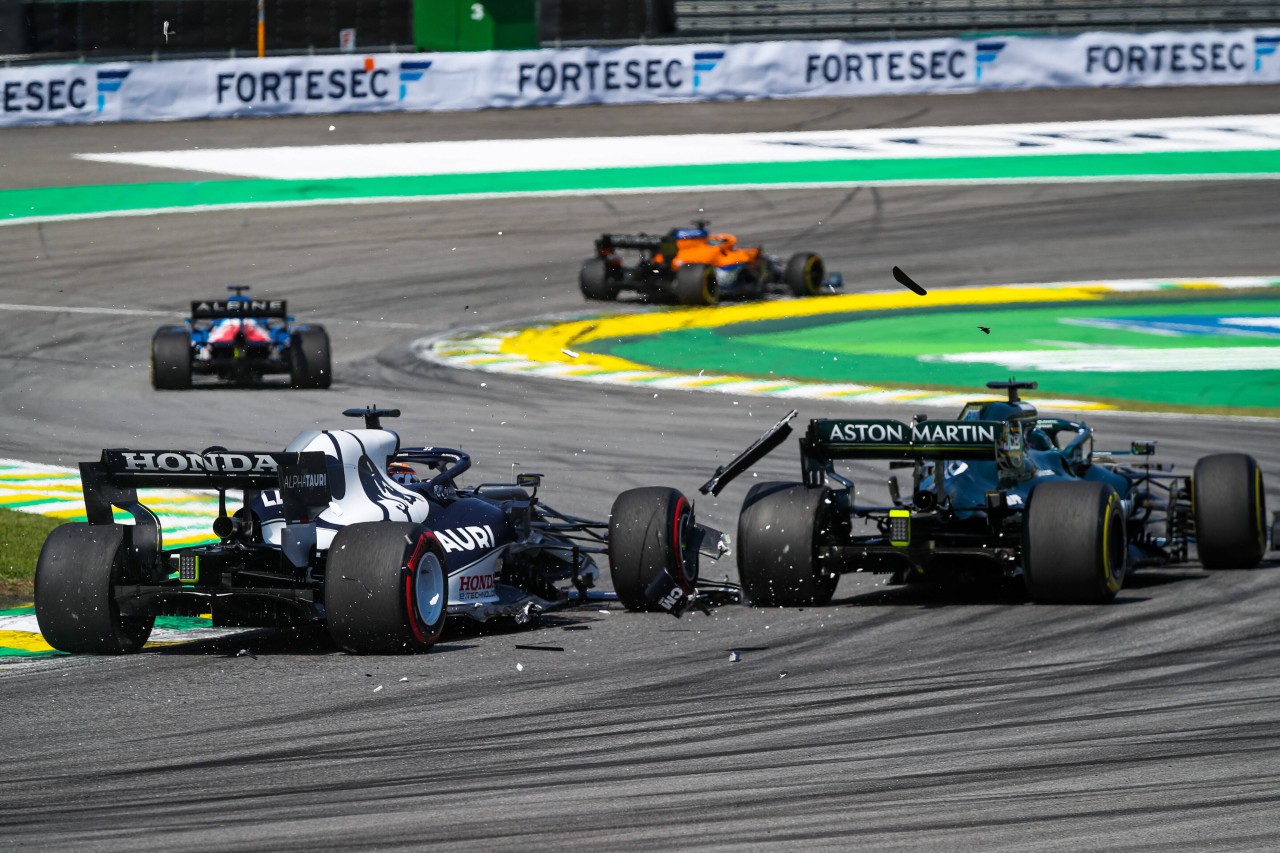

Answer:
[893,266,927,296]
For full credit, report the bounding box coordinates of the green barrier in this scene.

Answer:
[414,0,537,51]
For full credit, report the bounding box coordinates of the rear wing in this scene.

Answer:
[190,299,288,320]
[595,233,680,263]
[596,233,664,251]
[805,419,1007,460]
[81,449,330,528]
[802,418,1012,485]
[702,414,1017,496]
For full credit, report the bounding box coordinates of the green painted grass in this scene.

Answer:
[4,149,1280,223]
[590,294,1280,414]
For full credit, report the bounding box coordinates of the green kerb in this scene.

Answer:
[4,149,1280,222]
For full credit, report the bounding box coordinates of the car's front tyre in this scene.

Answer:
[784,252,826,297]
[1193,453,1266,569]
[608,486,697,611]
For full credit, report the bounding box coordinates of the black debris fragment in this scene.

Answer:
[892,266,927,296]
[515,644,565,652]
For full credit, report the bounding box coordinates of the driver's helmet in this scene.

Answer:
[387,461,420,486]
[1025,428,1054,451]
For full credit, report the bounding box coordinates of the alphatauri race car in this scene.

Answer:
[151,286,331,390]
[35,408,731,656]
[702,381,1274,606]
[579,223,843,306]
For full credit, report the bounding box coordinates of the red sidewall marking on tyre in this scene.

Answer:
[404,532,442,646]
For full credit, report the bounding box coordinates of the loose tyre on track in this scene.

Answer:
[1193,453,1267,569]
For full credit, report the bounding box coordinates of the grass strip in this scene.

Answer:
[0,507,64,595]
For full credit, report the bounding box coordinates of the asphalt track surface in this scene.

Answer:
[2,86,1279,851]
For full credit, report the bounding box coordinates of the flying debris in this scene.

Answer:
[892,266,927,296]
[978,326,991,335]
[163,20,175,42]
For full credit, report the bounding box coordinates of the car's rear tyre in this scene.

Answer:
[737,482,839,607]
[1193,453,1266,569]
[326,522,448,654]
[1024,481,1126,603]
[151,327,192,390]
[608,486,697,611]
[579,259,620,301]
[35,523,155,654]
[784,252,825,297]
[290,325,332,389]
[674,263,719,306]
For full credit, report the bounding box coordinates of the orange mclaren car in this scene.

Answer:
[580,223,842,305]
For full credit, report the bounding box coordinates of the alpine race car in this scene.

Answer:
[150,286,331,390]
[580,222,843,306]
[702,381,1274,606]
[34,407,732,656]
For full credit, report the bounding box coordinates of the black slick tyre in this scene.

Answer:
[290,325,332,389]
[151,327,192,390]
[1193,453,1266,569]
[674,263,719,306]
[784,252,825,297]
[35,523,155,654]
[579,259,619,301]
[326,522,448,654]
[1024,481,1126,603]
[608,486,696,611]
[737,482,839,607]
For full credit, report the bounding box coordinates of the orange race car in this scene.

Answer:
[579,223,842,306]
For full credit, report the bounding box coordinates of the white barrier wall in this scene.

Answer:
[2,29,1278,127]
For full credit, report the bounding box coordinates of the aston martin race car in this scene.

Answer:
[579,222,842,306]
[702,381,1274,606]
[150,286,331,389]
[34,407,732,656]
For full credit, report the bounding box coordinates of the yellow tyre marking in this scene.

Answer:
[1103,493,1123,593]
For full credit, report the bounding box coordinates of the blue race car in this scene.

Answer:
[151,286,331,389]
